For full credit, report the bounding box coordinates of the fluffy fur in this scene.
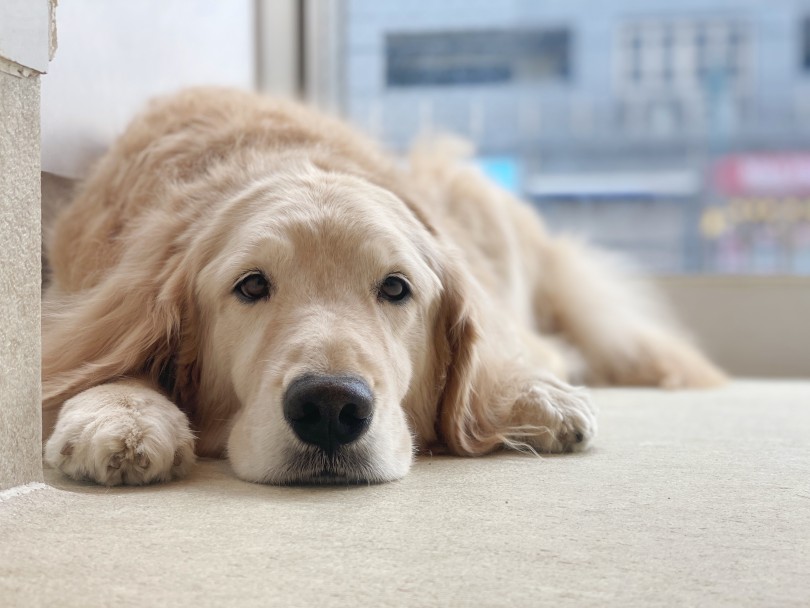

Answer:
[42,88,725,486]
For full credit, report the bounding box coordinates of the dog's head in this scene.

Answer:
[193,164,455,483]
[43,161,485,484]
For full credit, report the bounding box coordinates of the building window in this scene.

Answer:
[385,29,570,87]
[617,19,749,95]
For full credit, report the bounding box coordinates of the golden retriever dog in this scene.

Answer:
[42,88,725,486]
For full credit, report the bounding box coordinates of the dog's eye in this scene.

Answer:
[378,275,411,303]
[235,273,270,302]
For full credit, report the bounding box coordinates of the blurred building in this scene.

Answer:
[339,0,810,273]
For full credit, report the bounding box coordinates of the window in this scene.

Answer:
[385,29,570,87]
[328,1,808,275]
[616,20,749,95]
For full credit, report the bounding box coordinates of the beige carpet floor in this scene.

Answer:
[1,380,808,607]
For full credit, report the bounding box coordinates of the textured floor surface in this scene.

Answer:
[1,381,809,607]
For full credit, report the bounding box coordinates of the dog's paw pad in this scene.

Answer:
[98,447,160,483]
[108,452,125,470]
[136,451,151,469]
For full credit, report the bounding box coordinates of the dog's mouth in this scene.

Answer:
[273,446,381,486]
[298,469,362,485]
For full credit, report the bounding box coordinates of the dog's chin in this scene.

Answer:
[260,445,399,486]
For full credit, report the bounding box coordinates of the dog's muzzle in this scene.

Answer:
[282,374,374,454]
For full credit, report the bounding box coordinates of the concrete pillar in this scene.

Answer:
[0,0,53,490]
[0,70,42,490]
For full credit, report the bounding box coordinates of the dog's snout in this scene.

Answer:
[283,374,374,452]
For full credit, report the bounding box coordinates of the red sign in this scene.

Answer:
[713,154,810,196]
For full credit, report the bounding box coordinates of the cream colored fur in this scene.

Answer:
[42,88,725,486]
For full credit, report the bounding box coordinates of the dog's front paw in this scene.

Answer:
[515,377,597,453]
[44,382,195,486]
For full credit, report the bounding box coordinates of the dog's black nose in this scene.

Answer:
[283,374,374,452]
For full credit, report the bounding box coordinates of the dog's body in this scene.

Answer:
[43,88,724,485]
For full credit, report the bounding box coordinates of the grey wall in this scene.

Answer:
[0,71,42,490]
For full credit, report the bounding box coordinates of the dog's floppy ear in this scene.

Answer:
[41,251,199,435]
[433,254,505,456]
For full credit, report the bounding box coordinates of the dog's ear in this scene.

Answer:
[433,254,504,456]
[41,253,198,435]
